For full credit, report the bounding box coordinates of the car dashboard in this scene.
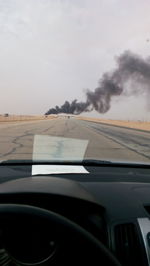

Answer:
[0,165,150,265]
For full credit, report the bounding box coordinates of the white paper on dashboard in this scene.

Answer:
[32,135,89,175]
[32,165,89,175]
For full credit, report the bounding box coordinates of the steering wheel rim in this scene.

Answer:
[0,204,121,266]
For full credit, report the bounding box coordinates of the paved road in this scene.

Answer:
[0,117,149,163]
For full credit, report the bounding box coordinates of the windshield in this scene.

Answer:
[0,0,150,165]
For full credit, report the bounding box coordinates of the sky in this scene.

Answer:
[0,0,150,120]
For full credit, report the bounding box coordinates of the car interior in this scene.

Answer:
[0,163,150,266]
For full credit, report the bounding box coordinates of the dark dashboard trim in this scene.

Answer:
[138,218,150,266]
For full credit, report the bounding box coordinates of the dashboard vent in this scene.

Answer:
[114,223,143,266]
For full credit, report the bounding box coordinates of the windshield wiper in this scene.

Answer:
[0,159,150,169]
[0,159,112,165]
[83,159,150,169]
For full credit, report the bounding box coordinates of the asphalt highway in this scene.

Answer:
[0,117,149,163]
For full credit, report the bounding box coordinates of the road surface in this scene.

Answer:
[0,117,150,163]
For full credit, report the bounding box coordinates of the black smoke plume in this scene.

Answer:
[45,51,150,115]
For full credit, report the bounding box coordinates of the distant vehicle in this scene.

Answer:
[4,113,9,117]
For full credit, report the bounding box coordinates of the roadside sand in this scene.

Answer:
[0,115,56,122]
[78,116,150,132]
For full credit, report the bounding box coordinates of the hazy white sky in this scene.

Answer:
[0,0,150,120]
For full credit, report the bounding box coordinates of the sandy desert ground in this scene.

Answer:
[1,114,150,132]
[78,116,150,132]
[0,114,56,122]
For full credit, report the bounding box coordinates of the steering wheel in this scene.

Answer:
[0,204,121,266]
